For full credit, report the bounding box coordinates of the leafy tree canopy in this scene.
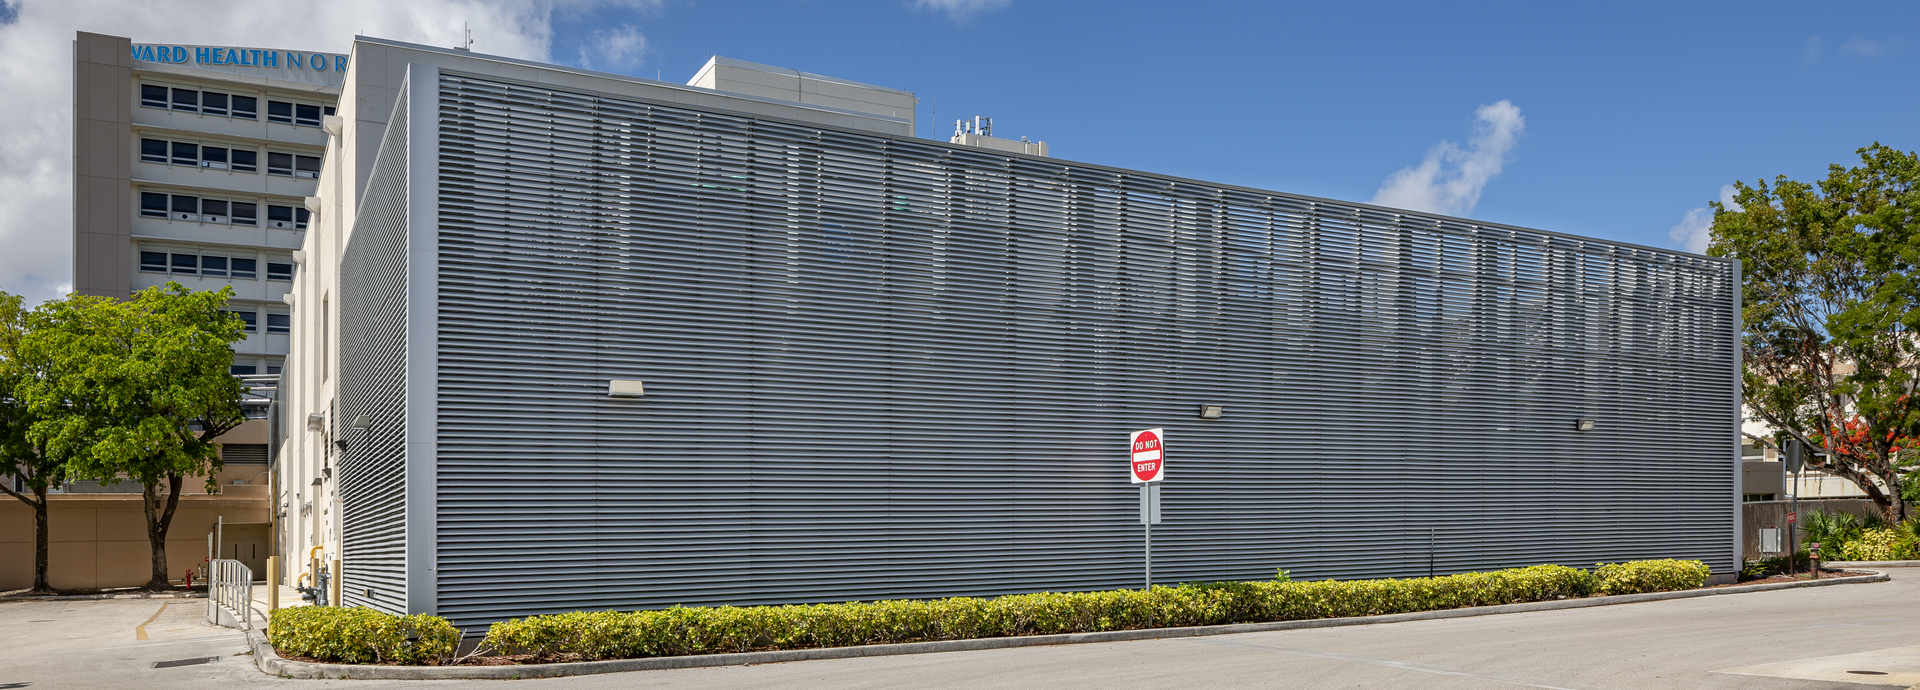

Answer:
[15,283,248,588]
[1712,143,1920,522]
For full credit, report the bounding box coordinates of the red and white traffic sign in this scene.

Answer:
[1130,428,1165,483]
[1787,511,1797,523]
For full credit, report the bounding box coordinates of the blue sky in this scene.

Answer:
[0,0,1913,301]
[548,0,1919,252]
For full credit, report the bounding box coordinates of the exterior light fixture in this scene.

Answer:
[1575,419,1596,432]
[350,415,370,431]
[1199,405,1224,419]
[311,477,323,486]
[608,379,645,398]
[333,439,348,453]
[307,412,326,431]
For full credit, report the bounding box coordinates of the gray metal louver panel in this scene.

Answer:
[421,72,1737,626]
[337,90,412,615]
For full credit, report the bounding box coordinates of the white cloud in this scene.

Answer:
[1668,184,1740,255]
[913,0,1010,20]
[1805,35,1824,63]
[0,0,649,304]
[577,23,649,72]
[1840,36,1904,56]
[1369,100,1525,217]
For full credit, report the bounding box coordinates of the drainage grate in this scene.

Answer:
[1847,671,1889,675]
[152,657,219,669]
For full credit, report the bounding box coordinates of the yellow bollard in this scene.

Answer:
[330,558,342,607]
[266,557,279,611]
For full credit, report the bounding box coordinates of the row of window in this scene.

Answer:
[140,84,334,126]
[141,251,294,281]
[140,192,310,229]
[141,137,321,178]
[219,309,292,334]
[230,364,284,375]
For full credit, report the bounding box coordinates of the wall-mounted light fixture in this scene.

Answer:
[1199,404,1225,419]
[311,477,323,487]
[608,380,645,398]
[307,412,326,431]
[333,439,348,453]
[1575,418,1596,432]
[350,415,370,431]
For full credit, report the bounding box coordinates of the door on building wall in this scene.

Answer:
[223,523,270,580]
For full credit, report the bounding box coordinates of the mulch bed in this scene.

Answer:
[1719,570,1877,587]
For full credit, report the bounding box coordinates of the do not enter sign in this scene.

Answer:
[1131,428,1165,483]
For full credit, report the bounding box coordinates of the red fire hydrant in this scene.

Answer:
[184,569,194,590]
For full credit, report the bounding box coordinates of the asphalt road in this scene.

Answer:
[5,570,1919,690]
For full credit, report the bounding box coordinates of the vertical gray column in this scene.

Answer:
[72,31,132,299]
[403,64,441,616]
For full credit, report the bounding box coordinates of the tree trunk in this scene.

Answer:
[1,475,55,594]
[33,484,50,593]
[142,473,185,590]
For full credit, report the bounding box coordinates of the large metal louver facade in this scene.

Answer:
[335,65,1739,626]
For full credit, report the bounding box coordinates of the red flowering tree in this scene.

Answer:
[1714,143,1920,524]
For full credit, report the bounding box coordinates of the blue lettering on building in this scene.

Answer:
[130,44,345,72]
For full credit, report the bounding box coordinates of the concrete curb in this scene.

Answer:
[1825,561,1920,568]
[1,591,207,601]
[251,571,1892,681]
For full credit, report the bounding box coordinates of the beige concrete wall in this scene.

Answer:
[73,31,132,299]
[0,490,268,591]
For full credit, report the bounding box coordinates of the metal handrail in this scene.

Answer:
[208,558,253,630]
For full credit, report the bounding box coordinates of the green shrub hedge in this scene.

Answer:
[268,606,462,665]
[1591,559,1711,595]
[1837,527,1919,561]
[486,562,1694,662]
[270,560,1709,665]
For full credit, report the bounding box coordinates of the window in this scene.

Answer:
[266,313,290,334]
[140,192,168,218]
[201,146,229,170]
[267,205,297,229]
[231,311,257,332]
[170,253,198,275]
[295,155,321,179]
[266,365,282,375]
[200,199,228,224]
[140,84,168,108]
[232,202,257,226]
[170,141,198,166]
[266,262,294,281]
[231,258,257,279]
[267,152,293,176]
[230,365,258,375]
[201,255,228,277]
[232,149,257,173]
[170,88,198,113]
[296,208,310,230]
[231,96,258,120]
[170,195,199,221]
[140,139,168,163]
[266,100,293,124]
[295,104,321,127]
[323,106,336,116]
[202,92,228,117]
[140,251,167,273]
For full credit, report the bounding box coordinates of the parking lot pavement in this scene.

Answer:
[5,571,1920,690]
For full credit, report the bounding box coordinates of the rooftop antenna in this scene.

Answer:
[455,23,474,51]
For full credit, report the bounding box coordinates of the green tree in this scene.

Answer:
[0,291,68,593]
[17,284,248,589]
[1711,143,1920,524]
